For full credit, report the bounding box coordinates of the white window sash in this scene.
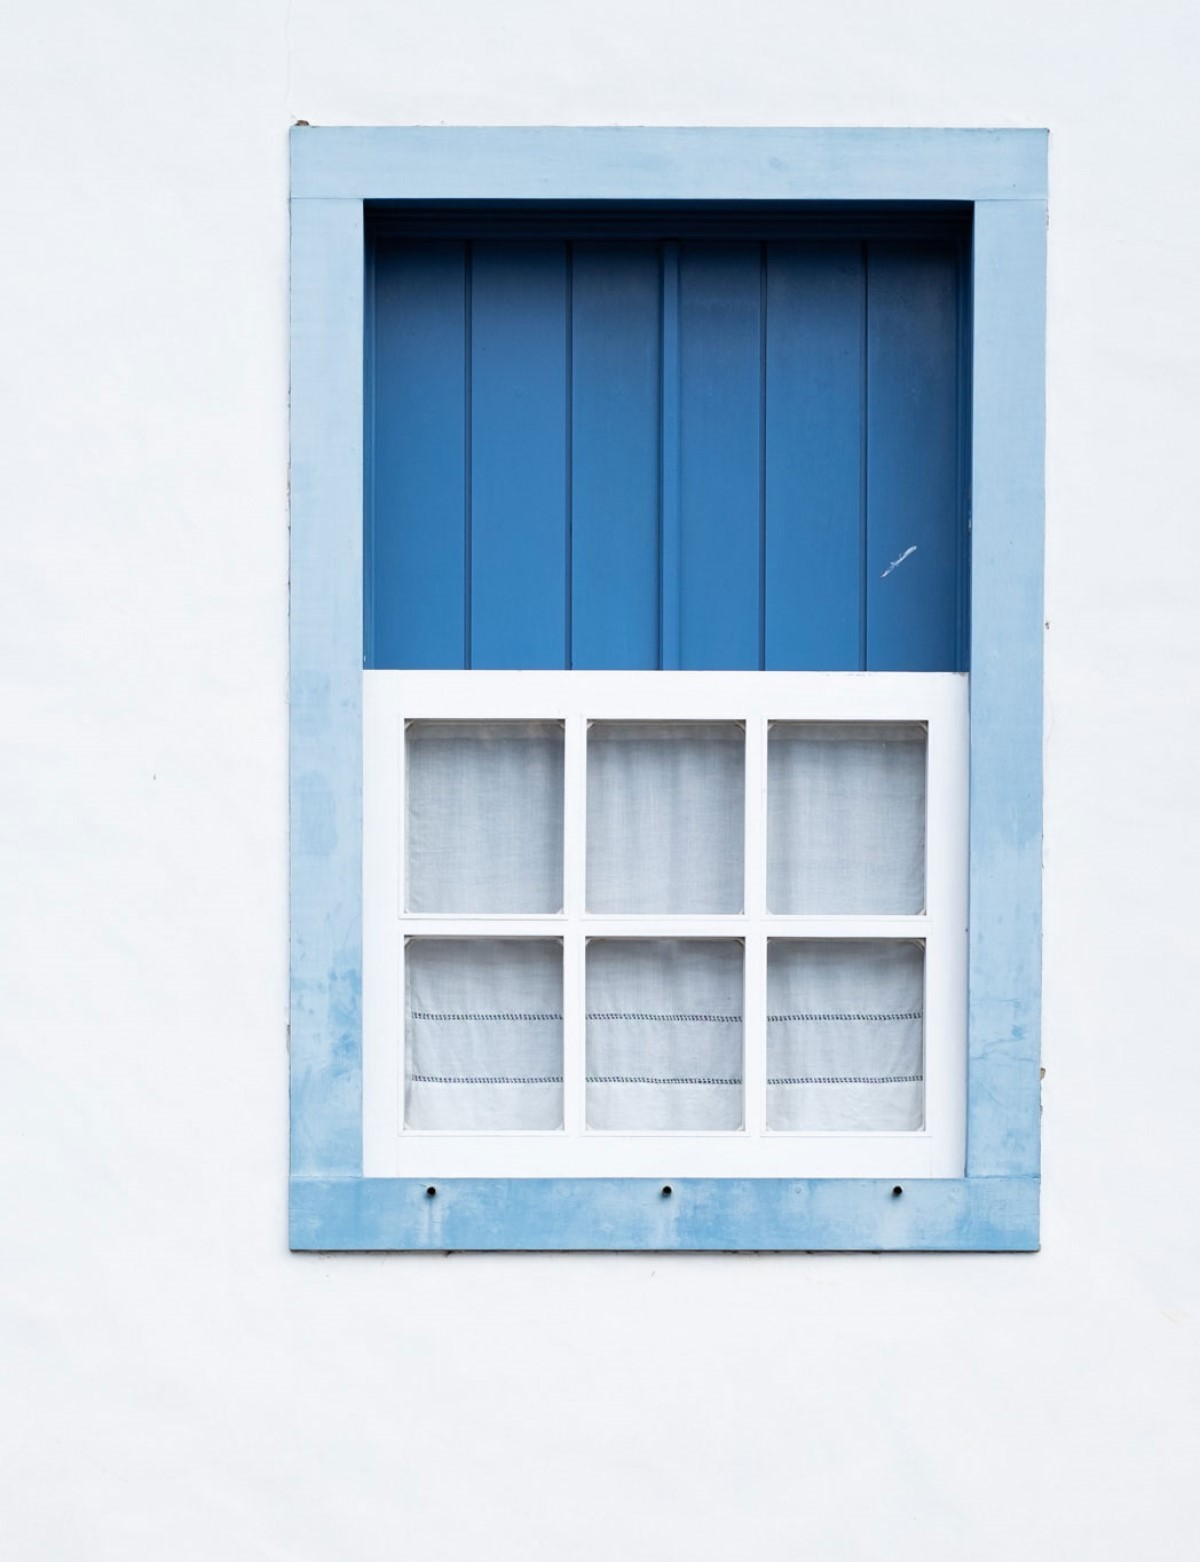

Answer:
[363,670,967,1178]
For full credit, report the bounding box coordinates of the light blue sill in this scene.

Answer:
[290,126,1048,203]
[290,1176,1039,1252]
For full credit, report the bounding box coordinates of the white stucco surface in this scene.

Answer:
[3,3,1198,1557]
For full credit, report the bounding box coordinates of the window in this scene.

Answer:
[290,128,1046,1250]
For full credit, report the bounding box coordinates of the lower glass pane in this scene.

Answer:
[586,939,743,1131]
[405,939,563,1130]
[767,940,924,1131]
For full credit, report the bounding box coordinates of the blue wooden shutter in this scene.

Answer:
[366,216,967,672]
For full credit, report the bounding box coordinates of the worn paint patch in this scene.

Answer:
[294,770,338,856]
[881,544,918,578]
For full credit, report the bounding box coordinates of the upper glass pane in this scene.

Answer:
[587,721,744,913]
[406,720,564,912]
[768,722,926,914]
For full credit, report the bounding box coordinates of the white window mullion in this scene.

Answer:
[743,715,767,1134]
[742,932,766,1134]
[562,715,587,1133]
[921,685,969,1169]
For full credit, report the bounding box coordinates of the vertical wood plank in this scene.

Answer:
[470,241,569,668]
[369,240,468,668]
[678,241,763,670]
[660,241,681,670]
[865,240,962,671]
[571,242,661,669]
[764,241,866,670]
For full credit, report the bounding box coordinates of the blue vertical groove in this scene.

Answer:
[678,241,763,669]
[864,241,962,671]
[763,241,866,671]
[470,241,569,668]
[369,240,468,669]
[571,242,662,669]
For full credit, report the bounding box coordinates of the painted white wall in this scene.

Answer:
[3,3,1197,1558]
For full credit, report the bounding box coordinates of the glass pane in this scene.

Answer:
[405,939,563,1130]
[768,722,926,914]
[586,939,743,1130]
[767,940,923,1130]
[587,722,744,913]
[406,720,563,913]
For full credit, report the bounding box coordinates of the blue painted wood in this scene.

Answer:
[470,241,569,668]
[290,1175,1040,1251]
[369,240,468,668]
[366,229,967,675]
[865,241,963,671]
[764,241,866,670]
[570,242,661,669]
[293,127,1049,203]
[289,199,364,1176]
[659,241,681,669]
[967,200,1046,1178]
[678,242,763,669]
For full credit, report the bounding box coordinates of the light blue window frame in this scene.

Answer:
[289,128,1046,1251]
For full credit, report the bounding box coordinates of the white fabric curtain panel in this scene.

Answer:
[406,720,564,913]
[405,939,563,1130]
[587,721,744,913]
[767,722,926,914]
[586,939,744,1130]
[766,940,924,1131]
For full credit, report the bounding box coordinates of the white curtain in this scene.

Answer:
[768,722,925,913]
[586,939,743,1130]
[766,940,923,1130]
[406,720,564,913]
[402,716,927,1135]
[587,722,744,912]
[405,939,563,1129]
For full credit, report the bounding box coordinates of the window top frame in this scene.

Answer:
[289,126,1046,1251]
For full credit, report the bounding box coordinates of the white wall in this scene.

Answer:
[3,3,1198,1557]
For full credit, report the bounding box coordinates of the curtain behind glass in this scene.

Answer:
[768,722,925,913]
[406,939,563,1130]
[407,721,564,913]
[587,722,744,913]
[767,940,923,1130]
[587,939,743,1130]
